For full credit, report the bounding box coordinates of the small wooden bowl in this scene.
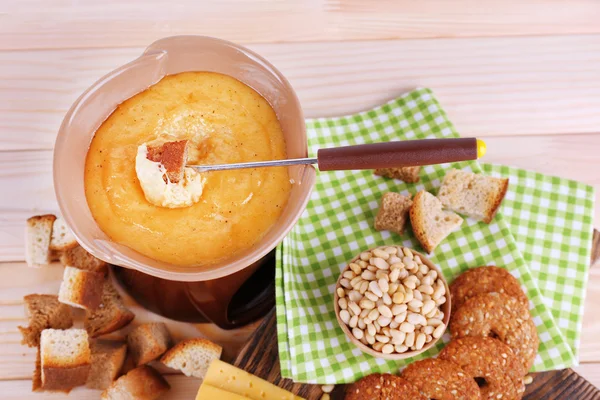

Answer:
[333,246,451,360]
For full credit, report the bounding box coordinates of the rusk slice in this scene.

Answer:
[25,214,56,267]
[161,338,222,379]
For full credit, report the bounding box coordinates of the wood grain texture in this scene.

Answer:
[2,35,600,150]
[1,0,600,50]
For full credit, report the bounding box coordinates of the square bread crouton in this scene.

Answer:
[59,245,108,276]
[18,294,73,348]
[49,217,78,253]
[374,192,413,235]
[127,322,172,366]
[437,168,509,224]
[58,266,104,310]
[86,340,128,390]
[374,166,421,183]
[39,329,91,391]
[160,338,222,379]
[25,214,57,267]
[410,190,463,253]
[146,140,188,183]
[85,279,135,338]
[101,365,170,400]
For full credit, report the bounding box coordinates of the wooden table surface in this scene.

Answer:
[1,1,599,398]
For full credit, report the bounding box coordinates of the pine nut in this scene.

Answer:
[398,269,409,279]
[392,292,405,304]
[382,293,392,305]
[360,308,370,318]
[336,287,345,298]
[375,334,390,343]
[413,289,423,301]
[392,304,407,315]
[340,278,351,289]
[338,298,348,310]
[524,375,533,385]
[414,255,422,264]
[378,278,389,293]
[367,323,376,337]
[403,257,415,270]
[373,321,381,332]
[321,385,334,394]
[369,281,383,297]
[423,325,434,335]
[349,263,362,275]
[426,334,433,342]
[403,288,414,303]
[395,344,408,353]
[388,256,402,265]
[415,333,426,350]
[367,265,377,272]
[402,247,413,258]
[389,320,399,329]
[394,312,407,323]
[359,280,369,294]
[371,257,390,270]
[428,318,443,327]
[343,270,355,280]
[348,302,361,316]
[389,268,400,283]
[407,313,426,326]
[425,307,437,318]
[421,276,433,286]
[365,333,375,344]
[400,322,415,333]
[404,280,416,290]
[422,299,436,315]
[390,262,404,271]
[320,394,330,400]
[339,310,350,324]
[372,249,389,259]
[368,308,380,321]
[372,342,384,351]
[418,285,434,295]
[436,296,447,305]
[382,344,394,354]
[361,270,376,280]
[378,305,393,319]
[419,264,428,275]
[350,276,363,288]
[384,246,398,255]
[358,318,366,329]
[433,285,445,300]
[433,323,446,338]
[375,270,388,281]
[376,299,384,308]
[408,299,423,309]
[360,252,371,261]
[388,282,399,294]
[405,332,415,347]
[358,260,368,268]
[365,291,379,302]
[377,316,392,327]
[349,315,358,328]
[359,298,375,310]
[352,327,364,340]
[390,330,406,345]
[348,290,362,302]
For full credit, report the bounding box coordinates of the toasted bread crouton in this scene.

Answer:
[39,329,91,391]
[374,192,413,235]
[59,245,108,276]
[410,191,463,253]
[127,323,172,366]
[437,169,509,224]
[85,279,135,338]
[25,214,57,267]
[49,217,78,253]
[18,294,73,348]
[87,340,128,390]
[374,166,421,183]
[146,140,188,183]
[101,365,170,400]
[32,348,42,392]
[160,338,222,379]
[58,266,104,310]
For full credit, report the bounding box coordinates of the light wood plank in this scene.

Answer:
[2,35,600,150]
[0,133,599,262]
[2,0,600,50]
[0,261,260,380]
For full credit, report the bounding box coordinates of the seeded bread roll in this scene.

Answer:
[374,192,413,235]
[101,365,170,400]
[127,322,172,366]
[25,214,57,267]
[410,191,463,253]
[374,166,421,183]
[87,340,128,390]
[437,169,509,224]
[58,266,104,310]
[160,338,222,379]
[49,217,78,253]
[18,294,73,348]
[84,279,135,338]
[39,329,91,391]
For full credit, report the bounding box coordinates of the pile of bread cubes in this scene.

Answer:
[23,215,223,399]
[373,167,509,252]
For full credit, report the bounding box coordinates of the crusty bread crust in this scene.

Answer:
[160,337,222,363]
[374,166,421,183]
[146,140,188,183]
[42,364,91,392]
[101,365,170,400]
[18,294,73,348]
[409,191,434,253]
[58,267,104,310]
[25,214,56,267]
[374,192,413,235]
[483,176,509,224]
[59,245,108,276]
[87,340,128,390]
[85,279,135,338]
[49,217,79,252]
[127,323,172,366]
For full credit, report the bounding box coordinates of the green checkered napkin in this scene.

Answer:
[276,88,582,384]
[480,164,595,361]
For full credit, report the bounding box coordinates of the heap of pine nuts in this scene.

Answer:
[335,246,447,355]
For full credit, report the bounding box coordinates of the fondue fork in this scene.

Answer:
[188,138,486,173]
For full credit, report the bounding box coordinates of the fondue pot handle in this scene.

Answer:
[316,137,484,171]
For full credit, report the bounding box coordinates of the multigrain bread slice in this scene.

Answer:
[374,166,421,183]
[374,192,413,235]
[127,322,172,366]
[101,365,170,400]
[39,328,91,391]
[87,340,128,390]
[58,266,104,310]
[410,190,463,253]
[25,214,56,267]
[59,245,108,276]
[84,279,135,338]
[160,338,222,379]
[49,217,78,252]
[146,140,188,183]
[437,168,509,224]
[18,294,73,348]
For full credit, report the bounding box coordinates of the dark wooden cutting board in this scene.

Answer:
[234,230,600,400]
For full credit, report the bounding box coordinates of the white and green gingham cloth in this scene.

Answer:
[275,88,595,384]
